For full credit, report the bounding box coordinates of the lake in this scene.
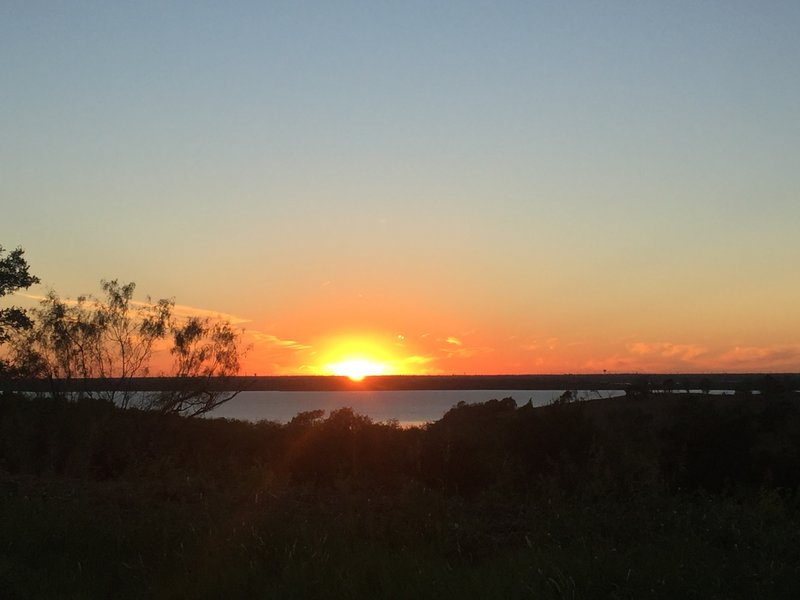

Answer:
[207,389,619,427]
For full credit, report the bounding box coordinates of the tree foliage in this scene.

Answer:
[144,316,245,416]
[12,281,172,405]
[8,276,246,416]
[0,245,40,344]
[0,246,40,376]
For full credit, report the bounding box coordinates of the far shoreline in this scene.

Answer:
[3,372,798,393]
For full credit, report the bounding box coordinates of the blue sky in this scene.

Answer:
[2,2,799,373]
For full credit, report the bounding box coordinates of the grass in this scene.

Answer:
[1,391,800,598]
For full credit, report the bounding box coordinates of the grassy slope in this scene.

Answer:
[1,391,799,599]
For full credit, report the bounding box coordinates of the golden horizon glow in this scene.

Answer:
[326,358,389,381]
[5,5,800,378]
[317,334,403,380]
[231,319,800,377]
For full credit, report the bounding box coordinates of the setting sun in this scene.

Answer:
[318,334,402,380]
[327,358,387,381]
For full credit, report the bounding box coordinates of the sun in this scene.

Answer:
[327,358,387,381]
[319,334,399,381]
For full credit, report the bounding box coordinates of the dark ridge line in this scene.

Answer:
[2,373,799,393]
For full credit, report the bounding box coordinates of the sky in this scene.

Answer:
[2,1,799,375]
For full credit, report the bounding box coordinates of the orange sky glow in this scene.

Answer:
[3,4,799,376]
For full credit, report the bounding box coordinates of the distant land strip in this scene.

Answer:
[2,374,799,393]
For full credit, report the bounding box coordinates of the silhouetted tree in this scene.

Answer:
[144,316,246,416]
[626,376,651,398]
[756,375,785,396]
[554,390,576,404]
[9,280,246,416]
[0,246,40,376]
[734,379,752,396]
[11,281,171,406]
[288,409,326,429]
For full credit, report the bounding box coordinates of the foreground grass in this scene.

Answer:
[3,477,798,599]
[1,391,800,598]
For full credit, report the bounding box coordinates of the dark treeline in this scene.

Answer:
[2,391,800,598]
[2,391,800,494]
[5,372,800,393]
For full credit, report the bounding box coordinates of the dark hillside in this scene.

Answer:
[1,391,799,598]
[2,391,800,494]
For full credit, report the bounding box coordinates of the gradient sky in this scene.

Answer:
[2,2,799,375]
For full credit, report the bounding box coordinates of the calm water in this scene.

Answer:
[207,390,618,427]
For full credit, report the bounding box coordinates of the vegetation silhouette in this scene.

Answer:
[10,281,246,416]
[0,245,40,376]
[1,390,799,598]
[0,246,247,416]
[4,243,800,597]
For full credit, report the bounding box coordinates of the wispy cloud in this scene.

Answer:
[391,354,443,375]
[716,345,800,368]
[249,331,312,352]
[519,337,559,352]
[398,354,436,365]
[14,293,51,303]
[431,333,494,359]
[15,293,251,325]
[627,342,707,361]
[440,344,494,359]
[169,303,250,324]
[582,356,638,373]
